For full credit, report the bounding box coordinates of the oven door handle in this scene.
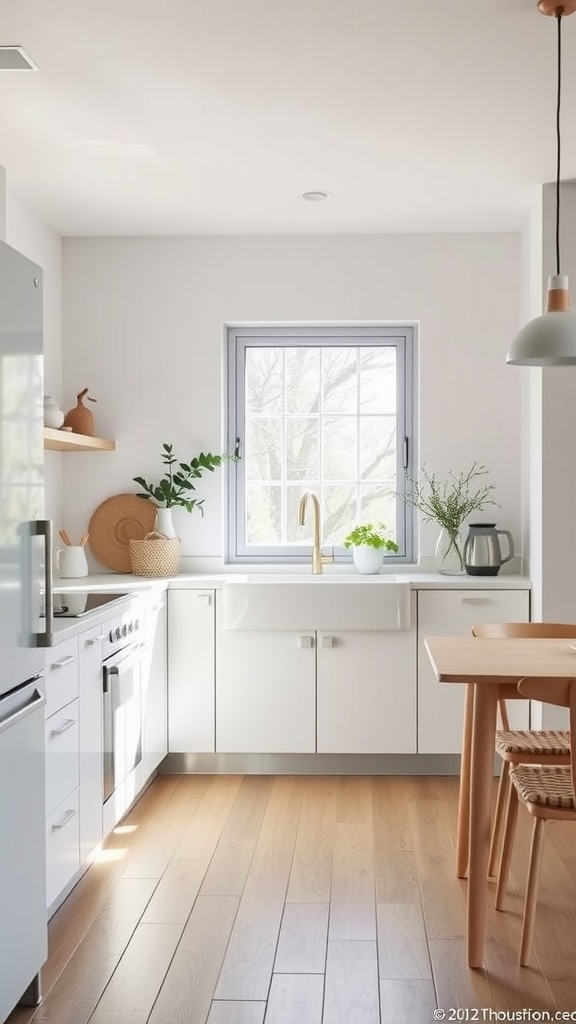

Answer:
[103,648,140,702]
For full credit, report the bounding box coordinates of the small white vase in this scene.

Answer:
[352,545,383,575]
[43,395,64,428]
[154,506,177,539]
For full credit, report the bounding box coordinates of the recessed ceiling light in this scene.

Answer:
[0,46,39,71]
[298,190,332,202]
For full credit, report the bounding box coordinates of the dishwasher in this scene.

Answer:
[0,678,47,1021]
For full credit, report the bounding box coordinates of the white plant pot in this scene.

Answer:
[352,545,383,575]
[154,506,177,539]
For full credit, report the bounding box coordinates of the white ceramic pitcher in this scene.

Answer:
[56,545,89,578]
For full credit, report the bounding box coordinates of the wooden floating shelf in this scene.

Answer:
[43,427,116,452]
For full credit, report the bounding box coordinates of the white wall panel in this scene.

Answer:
[61,233,523,569]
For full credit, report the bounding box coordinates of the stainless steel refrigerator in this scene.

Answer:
[0,239,52,1022]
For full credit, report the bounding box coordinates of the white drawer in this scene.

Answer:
[45,700,80,814]
[45,637,79,719]
[46,788,80,909]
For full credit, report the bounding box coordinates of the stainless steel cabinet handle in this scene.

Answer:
[52,808,76,830]
[85,635,107,645]
[0,684,45,735]
[51,655,76,669]
[461,597,490,604]
[50,717,76,736]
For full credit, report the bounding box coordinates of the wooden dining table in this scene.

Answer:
[424,634,576,969]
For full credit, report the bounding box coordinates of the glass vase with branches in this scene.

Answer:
[401,461,499,573]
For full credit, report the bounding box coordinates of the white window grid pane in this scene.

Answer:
[244,347,397,545]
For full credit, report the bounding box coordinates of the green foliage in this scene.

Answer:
[342,522,399,552]
[133,443,238,516]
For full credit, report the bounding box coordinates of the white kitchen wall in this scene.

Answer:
[61,233,522,571]
[5,189,64,529]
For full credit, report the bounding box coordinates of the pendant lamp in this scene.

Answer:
[507,1,576,366]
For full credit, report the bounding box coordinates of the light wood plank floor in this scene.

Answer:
[7,774,576,1024]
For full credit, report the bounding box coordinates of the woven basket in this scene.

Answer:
[129,531,181,577]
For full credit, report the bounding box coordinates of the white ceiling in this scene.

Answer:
[0,0,574,237]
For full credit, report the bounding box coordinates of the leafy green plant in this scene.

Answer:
[133,443,237,516]
[342,522,399,552]
[400,461,498,570]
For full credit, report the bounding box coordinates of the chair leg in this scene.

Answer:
[495,782,519,911]
[520,817,546,967]
[488,760,509,877]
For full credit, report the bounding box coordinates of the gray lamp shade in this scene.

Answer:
[507,275,576,366]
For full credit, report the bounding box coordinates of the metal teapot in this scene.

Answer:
[463,523,514,576]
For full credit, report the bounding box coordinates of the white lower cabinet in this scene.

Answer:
[78,622,106,863]
[317,615,417,754]
[417,588,531,753]
[141,590,168,778]
[168,589,216,752]
[216,624,316,753]
[215,593,417,755]
[45,790,80,908]
[44,639,81,908]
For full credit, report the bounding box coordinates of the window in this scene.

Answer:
[226,324,417,564]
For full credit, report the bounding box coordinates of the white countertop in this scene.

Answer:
[54,571,531,592]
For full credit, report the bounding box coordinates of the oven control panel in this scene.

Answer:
[102,606,142,659]
[107,619,140,645]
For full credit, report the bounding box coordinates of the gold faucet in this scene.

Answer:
[298,491,334,574]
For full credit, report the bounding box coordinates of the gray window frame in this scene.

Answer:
[225,323,418,565]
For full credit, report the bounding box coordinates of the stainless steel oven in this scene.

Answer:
[101,611,143,806]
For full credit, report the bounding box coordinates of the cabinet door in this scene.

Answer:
[141,590,168,778]
[44,637,79,719]
[417,589,530,754]
[317,599,417,754]
[46,789,80,909]
[45,699,79,815]
[216,607,316,753]
[78,622,106,861]
[168,590,216,752]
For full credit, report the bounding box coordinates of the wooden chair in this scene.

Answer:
[503,674,576,965]
[471,622,573,878]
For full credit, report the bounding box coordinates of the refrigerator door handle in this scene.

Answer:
[36,519,53,647]
[21,519,53,648]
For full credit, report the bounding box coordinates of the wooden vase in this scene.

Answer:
[63,388,97,436]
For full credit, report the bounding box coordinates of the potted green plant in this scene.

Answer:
[400,461,498,575]
[342,522,399,575]
[133,443,236,538]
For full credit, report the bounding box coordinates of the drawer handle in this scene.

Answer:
[50,717,76,736]
[461,597,490,604]
[297,635,314,648]
[52,808,76,830]
[85,635,107,645]
[197,593,212,605]
[320,635,335,647]
[51,655,76,669]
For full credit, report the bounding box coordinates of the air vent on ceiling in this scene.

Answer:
[0,46,38,71]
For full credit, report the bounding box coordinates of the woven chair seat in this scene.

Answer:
[509,764,576,810]
[495,728,570,758]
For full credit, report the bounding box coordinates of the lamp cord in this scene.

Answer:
[556,10,562,276]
